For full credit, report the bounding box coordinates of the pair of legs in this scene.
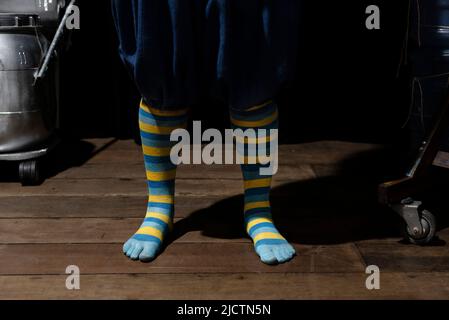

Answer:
[123,100,296,265]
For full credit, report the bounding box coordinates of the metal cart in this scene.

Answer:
[0,0,75,185]
[379,0,449,244]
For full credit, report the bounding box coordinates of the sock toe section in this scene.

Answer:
[139,242,160,262]
[123,236,163,261]
[273,246,285,263]
[125,241,136,257]
[285,243,296,257]
[130,243,144,260]
[256,245,277,265]
[256,244,296,264]
[280,245,294,262]
[123,241,131,254]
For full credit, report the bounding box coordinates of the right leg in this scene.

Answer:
[230,101,296,264]
[123,100,189,262]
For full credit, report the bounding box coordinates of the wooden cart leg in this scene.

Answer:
[379,89,449,244]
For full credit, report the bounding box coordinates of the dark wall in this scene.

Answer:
[59,0,140,139]
[283,0,409,143]
[60,0,409,143]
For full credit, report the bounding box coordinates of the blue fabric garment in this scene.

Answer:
[111,0,299,110]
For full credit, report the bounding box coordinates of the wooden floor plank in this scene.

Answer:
[0,196,217,218]
[0,178,319,197]
[0,193,376,220]
[0,218,246,244]
[356,238,449,273]
[0,216,396,246]
[0,179,238,197]
[86,140,383,165]
[106,139,382,157]
[0,243,365,275]
[1,272,448,300]
[52,162,316,181]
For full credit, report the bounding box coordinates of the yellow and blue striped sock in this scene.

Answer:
[230,101,296,264]
[123,100,188,261]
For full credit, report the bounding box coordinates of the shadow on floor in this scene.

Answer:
[0,138,117,183]
[171,146,449,245]
[171,177,401,245]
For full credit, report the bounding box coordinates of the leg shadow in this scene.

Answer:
[138,143,448,247]
[168,146,415,245]
[169,177,401,246]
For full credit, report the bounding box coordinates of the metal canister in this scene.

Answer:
[0,13,57,153]
[0,0,66,27]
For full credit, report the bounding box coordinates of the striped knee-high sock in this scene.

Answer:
[230,101,296,264]
[123,100,188,261]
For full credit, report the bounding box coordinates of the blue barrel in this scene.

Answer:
[407,0,449,153]
[410,0,449,46]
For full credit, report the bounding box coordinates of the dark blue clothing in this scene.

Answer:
[111,0,299,110]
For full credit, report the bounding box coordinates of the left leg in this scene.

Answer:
[230,100,296,265]
[123,100,189,262]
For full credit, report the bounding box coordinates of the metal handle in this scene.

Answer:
[34,0,76,82]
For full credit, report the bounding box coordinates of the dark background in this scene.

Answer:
[59,0,410,144]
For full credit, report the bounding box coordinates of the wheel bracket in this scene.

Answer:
[391,197,424,237]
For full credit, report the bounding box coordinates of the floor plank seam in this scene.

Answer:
[0,271,446,276]
[351,243,369,268]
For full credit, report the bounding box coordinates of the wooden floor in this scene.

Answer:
[1,139,449,300]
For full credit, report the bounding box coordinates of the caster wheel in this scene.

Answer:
[19,160,41,186]
[401,210,436,245]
